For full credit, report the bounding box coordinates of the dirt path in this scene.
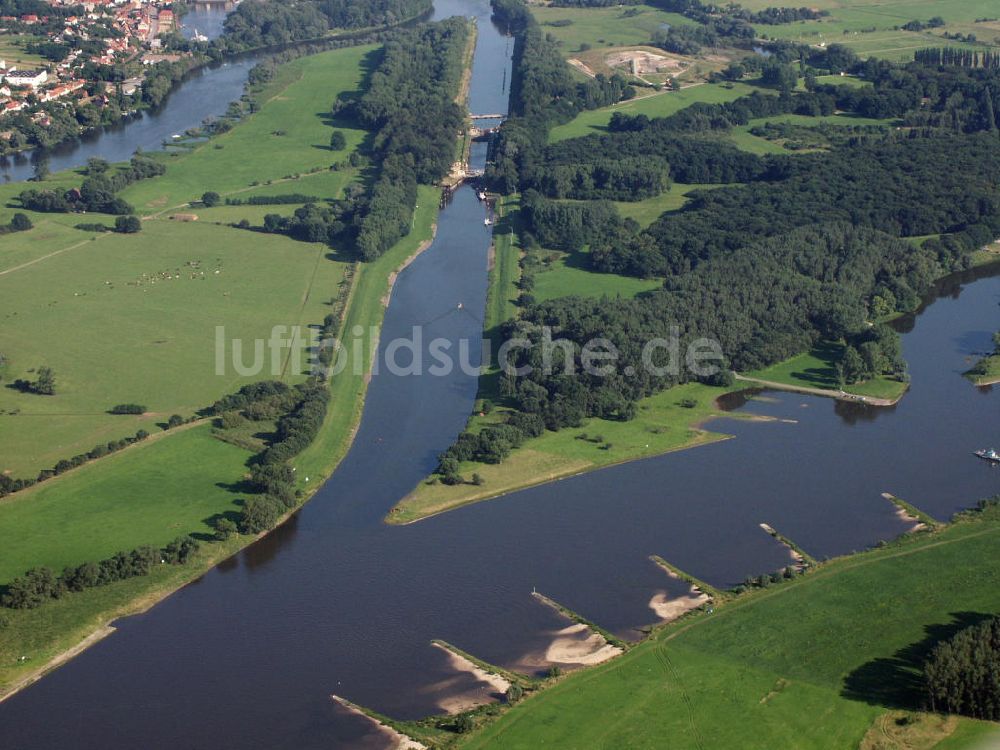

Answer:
[733,374,900,407]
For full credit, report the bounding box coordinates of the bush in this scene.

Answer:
[166,414,184,429]
[214,517,238,540]
[10,213,32,231]
[239,495,284,534]
[114,215,142,233]
[329,131,346,150]
[110,403,147,415]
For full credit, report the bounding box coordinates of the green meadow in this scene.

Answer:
[0,44,377,476]
[463,508,1000,749]
[389,382,740,524]
[485,195,522,333]
[613,182,722,227]
[548,82,767,142]
[121,44,376,212]
[0,219,350,476]
[532,245,661,302]
[745,0,1000,61]
[0,424,249,585]
[530,5,694,52]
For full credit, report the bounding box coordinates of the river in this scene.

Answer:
[0,1,998,748]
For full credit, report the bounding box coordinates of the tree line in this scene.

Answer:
[2,537,198,610]
[19,153,165,216]
[208,379,330,534]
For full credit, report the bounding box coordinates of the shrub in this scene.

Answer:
[114,215,142,233]
[10,213,32,231]
[110,403,146,415]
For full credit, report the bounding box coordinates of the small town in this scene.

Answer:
[0,0,197,151]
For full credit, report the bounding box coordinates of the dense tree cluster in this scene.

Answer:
[925,616,1000,719]
[226,193,323,206]
[19,153,165,215]
[209,379,329,532]
[2,537,198,610]
[215,0,431,52]
[629,133,1000,276]
[342,19,470,260]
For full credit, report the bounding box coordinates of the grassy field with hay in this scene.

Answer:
[548,82,767,142]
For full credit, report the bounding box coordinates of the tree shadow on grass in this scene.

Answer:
[841,611,994,710]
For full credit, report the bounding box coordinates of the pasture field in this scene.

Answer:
[0,44,375,476]
[121,45,375,212]
[745,341,910,401]
[548,81,766,142]
[613,182,722,227]
[0,219,350,476]
[388,381,741,524]
[0,423,249,585]
[745,0,1000,61]
[463,506,1000,749]
[531,245,661,302]
[530,4,694,52]
[0,34,45,68]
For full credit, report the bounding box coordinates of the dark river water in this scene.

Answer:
[1,1,999,748]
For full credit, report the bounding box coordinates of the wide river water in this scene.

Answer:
[0,1,998,748]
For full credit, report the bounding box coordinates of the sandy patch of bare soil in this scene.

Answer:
[426,642,510,715]
[330,695,426,750]
[648,587,710,623]
[605,49,687,75]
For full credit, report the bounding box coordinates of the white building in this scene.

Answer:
[5,70,48,89]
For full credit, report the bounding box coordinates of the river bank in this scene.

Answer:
[386,382,746,524]
[460,502,1000,748]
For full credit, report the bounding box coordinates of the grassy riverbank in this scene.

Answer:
[965,353,1000,387]
[461,503,1000,749]
[744,341,910,403]
[386,381,742,524]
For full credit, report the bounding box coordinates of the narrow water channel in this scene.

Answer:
[0,1,998,748]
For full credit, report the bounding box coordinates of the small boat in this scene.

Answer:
[975,448,1000,464]
[477,191,486,201]
[484,218,492,226]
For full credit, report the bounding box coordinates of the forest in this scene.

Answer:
[924,615,1000,720]
[213,0,432,52]
[434,0,1000,479]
